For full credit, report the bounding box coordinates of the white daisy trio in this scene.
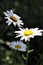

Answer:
[3,10,43,51]
[15,28,43,42]
[3,10,24,27]
[7,41,26,52]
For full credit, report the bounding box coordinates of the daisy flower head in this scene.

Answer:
[3,10,24,27]
[7,41,26,52]
[15,28,43,42]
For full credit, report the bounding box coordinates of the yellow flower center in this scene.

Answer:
[10,16,17,22]
[24,30,33,36]
[15,45,21,49]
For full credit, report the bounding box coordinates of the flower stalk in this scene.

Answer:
[26,41,29,65]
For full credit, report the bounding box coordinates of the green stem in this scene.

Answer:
[26,41,29,65]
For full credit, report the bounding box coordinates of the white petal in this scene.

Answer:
[17,20,24,25]
[28,38,30,41]
[3,12,9,16]
[8,22,12,26]
[17,22,21,27]
[19,48,26,51]
[10,10,13,15]
[26,28,28,30]
[6,11,10,14]
[13,22,16,26]
[20,37,25,40]
[19,28,24,31]
[13,14,21,19]
[5,17,9,19]
[15,35,22,38]
[25,37,28,42]
[7,11,12,16]
[6,21,9,23]
[15,31,21,33]
[39,30,43,32]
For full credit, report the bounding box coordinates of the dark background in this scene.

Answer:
[0,0,43,65]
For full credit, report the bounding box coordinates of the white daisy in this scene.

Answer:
[6,41,26,52]
[3,10,24,27]
[15,28,43,42]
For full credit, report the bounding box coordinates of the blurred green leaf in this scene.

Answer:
[0,39,4,43]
